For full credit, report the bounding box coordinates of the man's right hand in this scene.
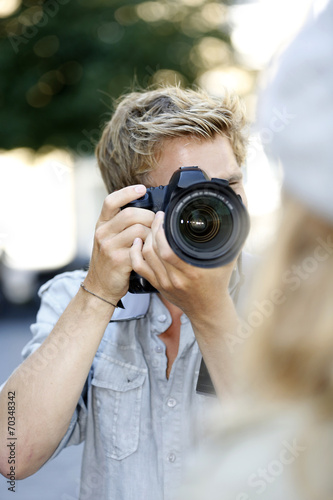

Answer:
[0,185,156,480]
[84,184,155,305]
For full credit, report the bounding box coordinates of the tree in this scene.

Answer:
[0,0,232,153]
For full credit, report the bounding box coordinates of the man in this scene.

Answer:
[0,86,252,500]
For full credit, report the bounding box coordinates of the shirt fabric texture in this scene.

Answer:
[21,252,253,500]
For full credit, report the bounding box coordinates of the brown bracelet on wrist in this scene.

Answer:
[80,283,125,309]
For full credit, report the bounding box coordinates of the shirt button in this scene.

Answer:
[155,345,164,353]
[167,398,177,408]
[157,314,167,323]
[167,453,176,463]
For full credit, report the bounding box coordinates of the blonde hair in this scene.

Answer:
[239,195,333,406]
[95,85,248,193]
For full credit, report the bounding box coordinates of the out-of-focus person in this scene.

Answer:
[177,1,333,499]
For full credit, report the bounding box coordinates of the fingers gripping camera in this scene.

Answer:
[124,166,250,293]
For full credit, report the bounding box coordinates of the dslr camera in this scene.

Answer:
[125,166,250,293]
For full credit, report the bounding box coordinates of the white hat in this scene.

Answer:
[258,0,333,222]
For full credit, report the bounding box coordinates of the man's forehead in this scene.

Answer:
[150,134,242,185]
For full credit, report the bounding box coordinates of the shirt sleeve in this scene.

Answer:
[22,270,89,457]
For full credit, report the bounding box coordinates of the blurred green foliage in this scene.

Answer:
[0,0,232,153]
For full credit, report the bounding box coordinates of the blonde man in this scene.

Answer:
[0,86,252,500]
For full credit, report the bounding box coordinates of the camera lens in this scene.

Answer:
[188,213,207,233]
[178,197,232,251]
[164,177,250,268]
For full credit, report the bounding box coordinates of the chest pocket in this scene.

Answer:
[91,355,146,460]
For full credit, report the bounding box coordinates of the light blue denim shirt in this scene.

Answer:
[21,253,254,500]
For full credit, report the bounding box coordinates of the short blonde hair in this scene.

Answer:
[239,196,333,404]
[95,86,248,193]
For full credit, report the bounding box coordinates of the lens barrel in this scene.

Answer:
[164,181,249,268]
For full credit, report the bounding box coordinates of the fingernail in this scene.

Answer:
[155,211,164,219]
[133,238,142,245]
[134,185,146,194]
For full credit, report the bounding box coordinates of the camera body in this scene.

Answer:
[125,166,250,293]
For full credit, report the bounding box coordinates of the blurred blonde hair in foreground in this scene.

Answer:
[240,195,333,406]
[216,203,333,500]
[178,1,333,499]
[246,0,333,409]
[233,195,333,500]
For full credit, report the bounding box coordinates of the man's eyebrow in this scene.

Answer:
[227,172,243,182]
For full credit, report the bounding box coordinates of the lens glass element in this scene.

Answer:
[175,192,233,255]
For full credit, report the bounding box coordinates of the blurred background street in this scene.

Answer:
[0,0,317,308]
[0,0,321,497]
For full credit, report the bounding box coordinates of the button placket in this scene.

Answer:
[167,452,176,463]
[180,314,189,324]
[167,397,177,408]
[151,358,160,368]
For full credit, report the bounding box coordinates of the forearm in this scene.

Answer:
[190,295,239,400]
[0,287,114,479]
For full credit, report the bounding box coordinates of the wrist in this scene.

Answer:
[80,282,124,309]
[189,294,238,337]
[83,271,125,305]
[187,290,233,320]
[77,284,116,315]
